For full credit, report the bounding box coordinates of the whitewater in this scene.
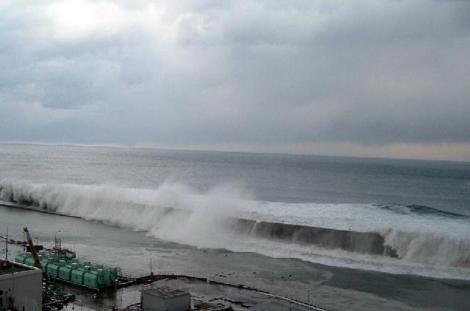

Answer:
[2,178,470,280]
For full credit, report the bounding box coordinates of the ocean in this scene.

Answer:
[0,143,469,310]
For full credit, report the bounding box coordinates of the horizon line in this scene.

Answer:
[1,140,469,164]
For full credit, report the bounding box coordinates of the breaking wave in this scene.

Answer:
[1,179,470,279]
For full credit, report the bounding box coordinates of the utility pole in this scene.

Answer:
[5,227,8,261]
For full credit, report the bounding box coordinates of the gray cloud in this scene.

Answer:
[0,0,469,154]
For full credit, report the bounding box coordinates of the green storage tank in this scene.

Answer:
[25,256,36,267]
[15,253,28,264]
[71,267,86,286]
[14,250,118,290]
[58,264,73,282]
[103,268,118,287]
[83,271,99,289]
[46,262,60,278]
[96,268,106,288]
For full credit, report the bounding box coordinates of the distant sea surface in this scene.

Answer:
[1,144,470,310]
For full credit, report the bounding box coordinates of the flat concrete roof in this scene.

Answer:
[0,260,36,276]
[143,287,190,299]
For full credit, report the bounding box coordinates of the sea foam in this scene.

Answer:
[1,178,470,279]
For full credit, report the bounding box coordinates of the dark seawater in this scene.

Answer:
[0,143,470,310]
[1,144,469,214]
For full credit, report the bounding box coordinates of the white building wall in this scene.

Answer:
[0,266,42,311]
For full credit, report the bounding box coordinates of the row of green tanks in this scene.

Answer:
[15,249,119,291]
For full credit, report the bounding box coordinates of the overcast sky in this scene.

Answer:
[1,0,469,161]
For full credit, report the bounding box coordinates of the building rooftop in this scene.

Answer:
[0,260,36,276]
[142,287,189,299]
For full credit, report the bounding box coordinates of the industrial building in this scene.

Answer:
[0,260,42,311]
[141,287,191,311]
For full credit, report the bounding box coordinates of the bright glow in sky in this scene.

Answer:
[1,0,469,161]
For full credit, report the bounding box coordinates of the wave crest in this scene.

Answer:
[1,178,470,277]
